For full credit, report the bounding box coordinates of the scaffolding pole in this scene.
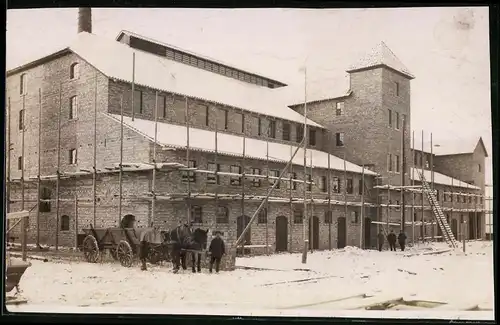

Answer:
[411,131,415,246]
[327,136,332,250]
[288,144,293,253]
[185,97,191,224]
[131,52,136,122]
[36,89,42,247]
[241,109,246,253]
[264,126,269,255]
[309,151,313,252]
[343,153,347,247]
[55,84,62,251]
[118,95,124,226]
[93,71,98,228]
[400,115,405,232]
[430,132,434,240]
[21,94,27,260]
[360,165,365,248]
[7,96,11,232]
[74,192,78,249]
[301,66,309,264]
[151,91,158,227]
[420,130,424,241]
[214,107,219,232]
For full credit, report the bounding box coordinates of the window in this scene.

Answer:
[20,74,27,95]
[395,155,400,173]
[358,179,364,195]
[324,210,333,224]
[413,213,417,222]
[174,52,182,61]
[230,165,242,186]
[202,105,209,126]
[70,63,79,80]
[250,75,256,83]
[197,59,205,68]
[258,208,267,224]
[244,74,251,82]
[270,170,280,189]
[395,112,400,130]
[283,122,291,141]
[293,209,303,224]
[182,160,196,183]
[251,168,261,187]
[60,215,70,231]
[395,200,400,211]
[18,109,25,130]
[191,205,203,223]
[387,154,393,172]
[296,125,304,143]
[287,172,297,190]
[351,211,359,224]
[166,49,175,59]
[257,117,262,136]
[241,114,245,133]
[425,158,429,169]
[306,174,312,191]
[133,90,143,114]
[182,54,190,64]
[388,109,392,127]
[336,132,345,147]
[190,56,198,66]
[220,66,226,75]
[395,81,400,96]
[347,179,353,194]
[462,195,466,203]
[39,187,52,212]
[223,110,229,130]
[69,96,78,119]
[216,206,229,224]
[207,163,220,184]
[402,114,407,130]
[469,196,472,203]
[478,164,482,172]
[333,177,340,193]
[336,102,344,116]
[414,151,419,167]
[232,70,238,78]
[69,149,77,165]
[157,95,166,118]
[17,156,23,170]
[435,189,440,201]
[309,129,316,146]
[319,176,327,192]
[269,120,276,138]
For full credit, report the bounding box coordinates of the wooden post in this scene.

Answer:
[387,137,392,233]
[185,97,191,224]
[360,165,365,249]
[400,115,405,232]
[265,122,269,255]
[214,107,219,232]
[7,97,11,216]
[74,193,78,249]
[327,137,332,250]
[37,88,42,247]
[301,67,308,264]
[241,110,247,253]
[451,178,454,241]
[309,151,313,252]
[462,218,466,253]
[411,131,415,246]
[93,71,97,227]
[21,94,27,260]
[131,52,136,122]
[430,133,434,240]
[118,95,124,226]
[343,153,347,245]
[55,84,62,251]
[288,144,293,253]
[421,130,424,241]
[151,91,158,227]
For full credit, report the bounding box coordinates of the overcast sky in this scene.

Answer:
[6,7,492,183]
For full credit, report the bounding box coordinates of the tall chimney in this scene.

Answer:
[78,8,92,34]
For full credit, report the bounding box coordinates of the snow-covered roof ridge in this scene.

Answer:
[103,113,377,176]
[411,136,488,157]
[69,32,322,128]
[410,167,480,190]
[116,30,287,86]
[347,41,415,79]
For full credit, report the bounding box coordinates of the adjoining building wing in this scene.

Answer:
[69,32,323,128]
[411,136,488,157]
[410,167,480,190]
[103,113,377,176]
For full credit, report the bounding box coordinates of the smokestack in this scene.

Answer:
[78,8,92,34]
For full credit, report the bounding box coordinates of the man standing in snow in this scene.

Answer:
[209,231,225,273]
[387,229,397,251]
[398,231,407,251]
[377,230,385,251]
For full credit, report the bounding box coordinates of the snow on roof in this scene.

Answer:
[411,136,487,157]
[347,41,415,79]
[104,113,377,176]
[410,167,480,190]
[116,30,287,86]
[69,32,322,128]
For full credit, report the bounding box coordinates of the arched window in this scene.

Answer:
[216,206,229,224]
[257,208,267,224]
[191,205,203,224]
[70,63,80,79]
[61,215,70,231]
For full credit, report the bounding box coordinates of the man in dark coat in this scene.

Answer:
[398,231,407,251]
[377,230,385,251]
[208,231,225,273]
[387,229,397,251]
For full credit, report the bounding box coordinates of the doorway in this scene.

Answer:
[275,216,288,252]
[337,217,346,249]
[363,217,371,249]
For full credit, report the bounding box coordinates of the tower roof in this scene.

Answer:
[347,41,415,79]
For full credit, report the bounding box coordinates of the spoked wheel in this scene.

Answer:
[83,235,100,263]
[116,240,133,267]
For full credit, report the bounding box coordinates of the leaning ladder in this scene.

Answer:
[417,171,459,248]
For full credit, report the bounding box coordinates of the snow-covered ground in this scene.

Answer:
[7,241,494,320]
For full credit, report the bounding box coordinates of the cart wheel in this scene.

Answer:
[116,240,133,267]
[83,235,99,263]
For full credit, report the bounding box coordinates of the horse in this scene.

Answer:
[166,225,209,273]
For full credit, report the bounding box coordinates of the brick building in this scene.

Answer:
[5,13,487,253]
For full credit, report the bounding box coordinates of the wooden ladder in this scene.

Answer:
[417,171,459,248]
